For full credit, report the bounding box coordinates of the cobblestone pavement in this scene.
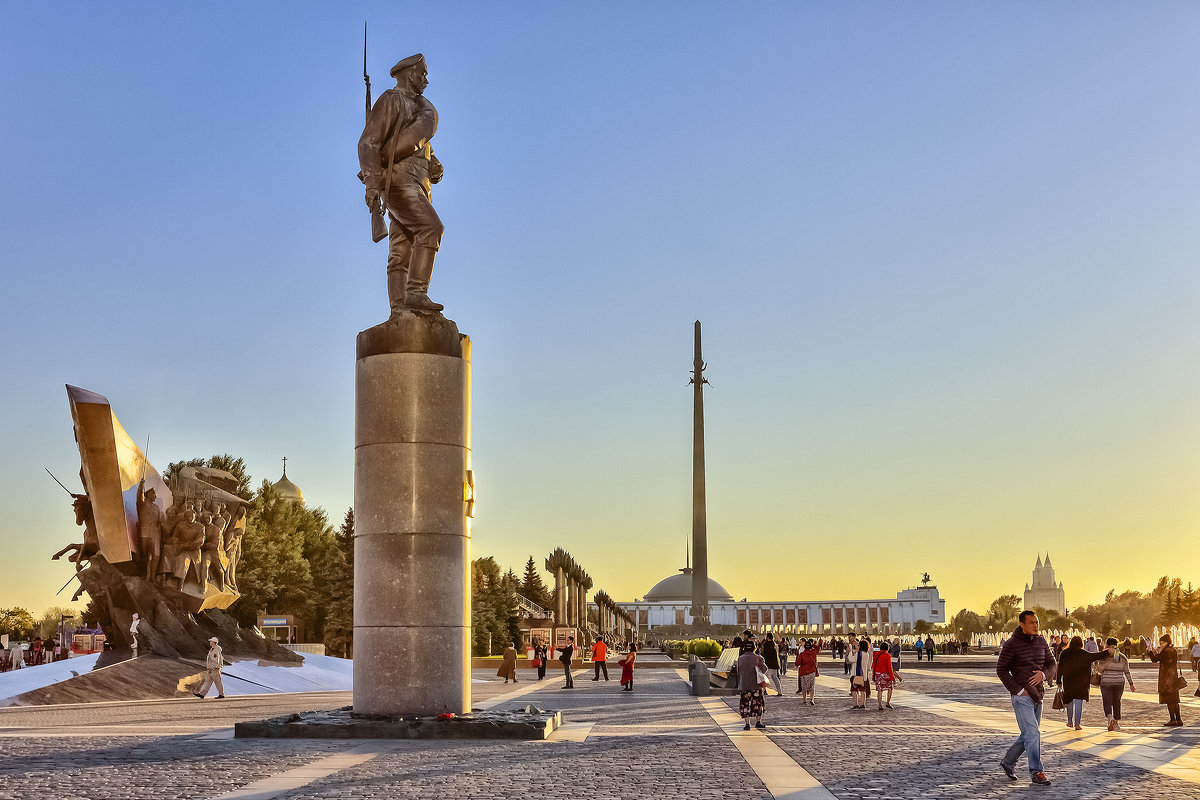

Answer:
[0,668,1196,799]
[751,669,1198,799]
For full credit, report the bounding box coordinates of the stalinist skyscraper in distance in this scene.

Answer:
[1024,554,1067,614]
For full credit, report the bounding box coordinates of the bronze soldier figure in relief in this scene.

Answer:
[359,53,445,316]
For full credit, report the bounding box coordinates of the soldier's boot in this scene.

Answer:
[387,267,408,318]
[405,246,444,312]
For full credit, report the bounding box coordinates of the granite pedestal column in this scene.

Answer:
[353,313,471,716]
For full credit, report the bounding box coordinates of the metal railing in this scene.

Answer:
[514,592,551,619]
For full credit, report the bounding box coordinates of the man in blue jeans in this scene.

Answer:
[996,610,1056,786]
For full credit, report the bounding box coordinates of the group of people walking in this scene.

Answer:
[998,610,1190,788]
[731,630,906,730]
[501,636,637,692]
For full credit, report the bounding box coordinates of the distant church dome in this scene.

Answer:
[272,458,304,505]
[644,568,734,603]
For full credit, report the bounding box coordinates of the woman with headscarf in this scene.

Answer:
[1054,635,1106,730]
[737,641,768,730]
[1148,635,1184,726]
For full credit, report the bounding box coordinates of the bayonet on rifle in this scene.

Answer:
[364,21,388,243]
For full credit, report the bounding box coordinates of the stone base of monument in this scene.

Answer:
[76,555,301,664]
[235,707,561,740]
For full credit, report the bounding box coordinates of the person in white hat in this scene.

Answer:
[129,613,140,658]
[194,637,225,699]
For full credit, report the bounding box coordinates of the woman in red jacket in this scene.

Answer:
[795,639,820,705]
[618,642,637,692]
[872,642,901,710]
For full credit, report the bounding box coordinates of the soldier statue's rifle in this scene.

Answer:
[364,23,389,243]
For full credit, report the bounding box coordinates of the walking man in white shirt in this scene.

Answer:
[194,637,226,699]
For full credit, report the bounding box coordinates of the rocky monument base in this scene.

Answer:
[79,555,299,663]
[235,707,561,740]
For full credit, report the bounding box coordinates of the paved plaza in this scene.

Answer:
[1,661,1197,800]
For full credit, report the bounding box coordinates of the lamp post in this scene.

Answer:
[58,615,75,661]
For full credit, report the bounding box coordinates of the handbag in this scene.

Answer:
[1173,669,1188,692]
[1052,689,1065,710]
[755,666,768,688]
[531,657,541,668]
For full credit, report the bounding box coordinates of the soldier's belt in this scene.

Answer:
[382,151,429,168]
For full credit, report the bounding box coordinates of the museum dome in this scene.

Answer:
[272,460,304,506]
[643,569,734,602]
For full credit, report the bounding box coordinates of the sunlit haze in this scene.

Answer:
[2,3,1198,620]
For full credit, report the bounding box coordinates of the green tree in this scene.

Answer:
[229,480,320,630]
[518,556,551,611]
[471,557,519,655]
[36,606,82,639]
[950,608,986,636]
[322,509,355,657]
[1029,606,1073,633]
[987,594,1022,630]
[1181,583,1197,625]
[1074,589,1160,638]
[1160,588,1184,626]
[0,608,37,639]
[501,569,522,648]
[914,619,932,635]
[471,557,502,655]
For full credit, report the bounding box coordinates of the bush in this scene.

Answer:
[684,638,724,659]
[662,638,725,660]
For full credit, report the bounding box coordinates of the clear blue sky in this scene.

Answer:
[2,2,1198,618]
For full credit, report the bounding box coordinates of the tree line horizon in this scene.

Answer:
[4,455,1194,649]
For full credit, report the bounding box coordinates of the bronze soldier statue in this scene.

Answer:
[200,507,227,590]
[136,479,165,582]
[359,53,445,316]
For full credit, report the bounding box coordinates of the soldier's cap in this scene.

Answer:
[390,53,426,78]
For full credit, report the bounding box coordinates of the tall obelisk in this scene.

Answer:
[689,321,711,625]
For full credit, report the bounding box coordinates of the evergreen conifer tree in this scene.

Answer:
[518,556,551,610]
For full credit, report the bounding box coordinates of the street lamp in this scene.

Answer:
[58,614,75,660]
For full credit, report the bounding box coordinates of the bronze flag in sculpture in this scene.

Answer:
[66,384,171,564]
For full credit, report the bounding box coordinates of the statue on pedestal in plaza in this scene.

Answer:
[351,45,471,718]
[359,52,446,318]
